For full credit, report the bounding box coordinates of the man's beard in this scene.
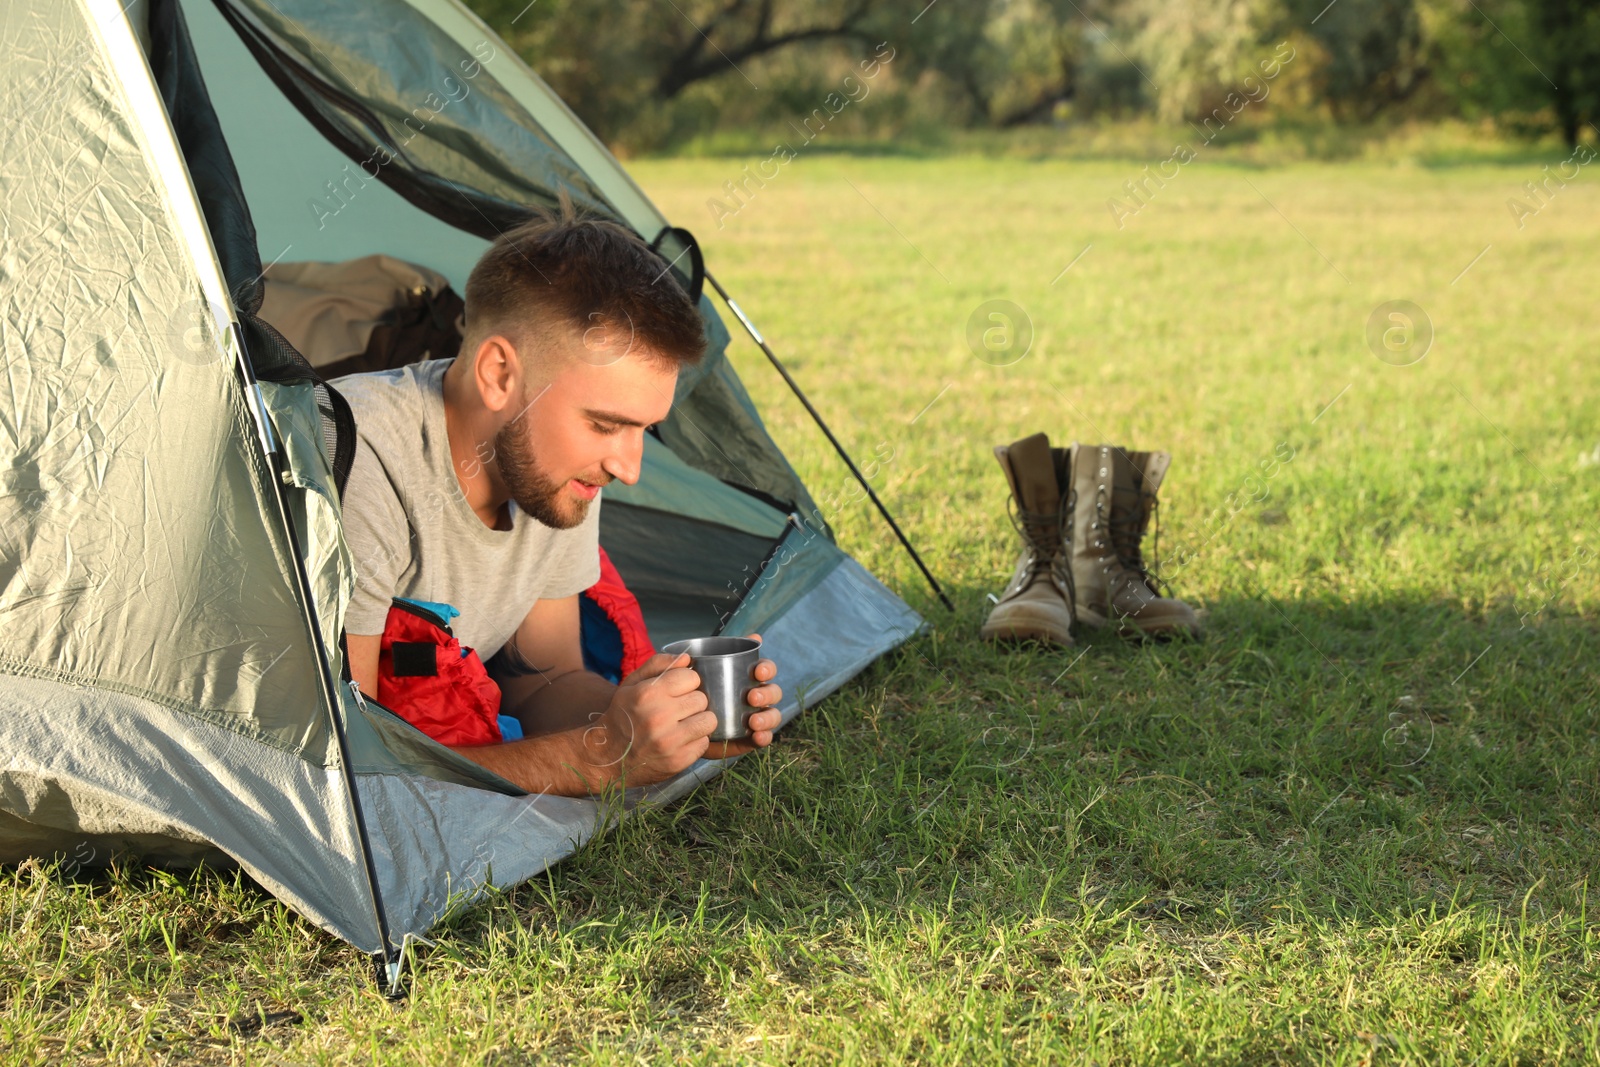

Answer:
[493,420,595,530]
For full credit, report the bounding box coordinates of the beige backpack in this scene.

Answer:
[259,253,465,378]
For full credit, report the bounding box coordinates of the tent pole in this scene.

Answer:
[704,271,954,613]
[232,340,404,996]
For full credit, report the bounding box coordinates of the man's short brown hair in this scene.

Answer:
[463,200,706,367]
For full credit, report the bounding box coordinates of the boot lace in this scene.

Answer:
[1108,488,1170,597]
[1005,490,1076,608]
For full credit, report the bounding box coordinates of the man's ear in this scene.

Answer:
[471,335,522,415]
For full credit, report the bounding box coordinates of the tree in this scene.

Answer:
[1526,0,1600,145]
[468,0,924,145]
[1427,0,1600,146]
[983,0,1094,128]
[649,0,880,99]
[1289,0,1431,120]
[1124,0,1286,122]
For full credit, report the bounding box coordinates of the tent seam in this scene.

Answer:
[0,656,333,768]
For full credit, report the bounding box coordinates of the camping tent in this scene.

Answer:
[0,0,924,986]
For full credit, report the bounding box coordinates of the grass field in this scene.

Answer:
[6,146,1600,1064]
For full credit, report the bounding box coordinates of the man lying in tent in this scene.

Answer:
[333,206,783,796]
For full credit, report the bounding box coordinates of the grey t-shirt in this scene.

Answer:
[334,359,600,656]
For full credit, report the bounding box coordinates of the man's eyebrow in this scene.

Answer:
[581,408,652,428]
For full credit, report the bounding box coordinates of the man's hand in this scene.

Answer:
[582,651,715,786]
[704,632,783,761]
[584,633,785,778]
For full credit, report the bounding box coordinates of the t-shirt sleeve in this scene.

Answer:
[339,435,413,635]
[540,495,603,600]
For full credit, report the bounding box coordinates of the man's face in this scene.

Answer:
[492,329,678,530]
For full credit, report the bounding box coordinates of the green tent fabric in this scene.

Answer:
[0,0,922,982]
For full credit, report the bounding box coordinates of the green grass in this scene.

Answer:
[6,147,1600,1064]
[659,116,1579,169]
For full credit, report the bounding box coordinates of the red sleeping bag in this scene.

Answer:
[374,548,654,746]
[586,546,655,678]
[377,598,502,746]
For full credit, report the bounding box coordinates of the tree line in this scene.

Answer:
[468,0,1600,149]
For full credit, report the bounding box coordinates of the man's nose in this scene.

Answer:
[602,437,643,486]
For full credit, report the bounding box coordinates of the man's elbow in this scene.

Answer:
[344,632,382,698]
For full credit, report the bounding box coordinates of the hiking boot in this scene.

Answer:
[1066,443,1200,638]
[981,433,1075,646]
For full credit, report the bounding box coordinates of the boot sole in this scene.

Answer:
[981,612,1075,647]
[982,624,1075,647]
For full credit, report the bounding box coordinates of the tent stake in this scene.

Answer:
[705,272,953,613]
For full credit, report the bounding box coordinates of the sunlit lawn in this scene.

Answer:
[5,143,1599,1064]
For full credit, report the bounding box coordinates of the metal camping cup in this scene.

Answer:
[659,636,762,742]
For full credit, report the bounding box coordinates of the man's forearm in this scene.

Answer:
[448,726,616,796]
[500,667,616,736]
[463,654,626,794]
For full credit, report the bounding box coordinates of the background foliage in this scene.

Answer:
[468,0,1600,151]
